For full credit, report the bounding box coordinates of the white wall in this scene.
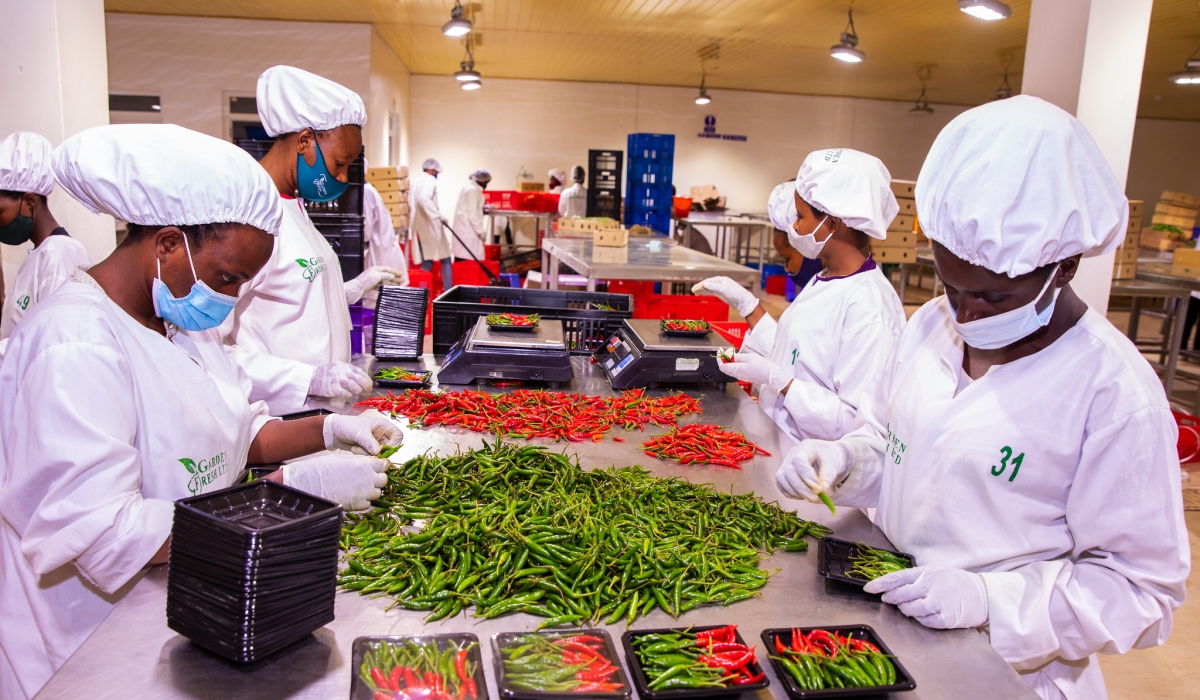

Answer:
[105,13,410,166]
[367,28,411,169]
[1128,118,1200,207]
[1,0,114,295]
[411,76,972,217]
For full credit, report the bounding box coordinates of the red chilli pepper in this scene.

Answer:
[370,667,391,691]
[730,671,766,685]
[455,650,468,682]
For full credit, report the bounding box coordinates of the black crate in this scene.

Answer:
[500,249,542,275]
[587,149,623,219]
[303,155,364,217]
[234,138,274,162]
[310,213,365,281]
[432,285,633,355]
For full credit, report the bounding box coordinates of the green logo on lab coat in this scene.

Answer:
[296,257,326,283]
[179,452,228,495]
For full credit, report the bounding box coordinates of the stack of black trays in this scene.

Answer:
[166,481,343,663]
[372,285,430,359]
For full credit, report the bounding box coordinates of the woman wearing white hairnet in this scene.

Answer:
[0,132,91,359]
[221,66,404,415]
[0,124,402,699]
[558,165,587,218]
[693,149,905,444]
[776,97,1189,700]
[452,169,491,262]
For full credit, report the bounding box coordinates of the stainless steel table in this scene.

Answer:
[541,237,760,292]
[1135,264,1200,409]
[37,358,1035,700]
[676,215,772,289]
[486,209,553,247]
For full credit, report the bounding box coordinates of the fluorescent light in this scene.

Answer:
[462,81,482,91]
[958,0,1011,21]
[1171,71,1200,85]
[455,68,481,82]
[443,2,472,37]
[695,90,711,105]
[830,44,865,63]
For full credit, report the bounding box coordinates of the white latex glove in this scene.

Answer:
[345,266,406,304]
[323,411,404,455]
[309,361,373,399]
[691,276,759,317]
[775,439,854,503]
[863,565,989,629]
[282,452,388,511]
[718,352,792,393]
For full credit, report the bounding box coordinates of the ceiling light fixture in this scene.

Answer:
[455,43,481,82]
[443,1,472,37]
[995,67,1013,99]
[958,0,1011,21]
[911,84,934,114]
[462,80,482,91]
[1170,49,1200,84]
[695,75,711,105]
[830,8,864,63]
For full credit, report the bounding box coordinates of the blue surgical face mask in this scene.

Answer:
[296,139,349,202]
[152,233,238,331]
[948,263,1061,350]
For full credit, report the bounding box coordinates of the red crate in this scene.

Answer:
[484,244,501,261]
[633,294,730,322]
[606,280,655,296]
[515,192,560,212]
[710,321,750,350]
[483,190,518,209]
[407,269,432,290]
[452,260,501,286]
[765,274,787,295]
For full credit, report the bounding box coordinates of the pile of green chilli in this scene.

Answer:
[337,442,829,627]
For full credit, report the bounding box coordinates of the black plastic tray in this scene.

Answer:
[660,321,711,337]
[492,629,630,699]
[759,626,916,698]
[373,285,429,360]
[174,481,342,536]
[487,320,539,331]
[817,537,915,589]
[349,633,487,700]
[372,368,431,388]
[621,625,769,699]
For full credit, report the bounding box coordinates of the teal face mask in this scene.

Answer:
[296,139,349,202]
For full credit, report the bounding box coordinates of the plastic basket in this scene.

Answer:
[633,294,730,322]
[627,185,673,210]
[672,196,693,218]
[451,259,501,286]
[766,275,787,295]
[711,320,750,349]
[484,244,501,261]
[627,133,675,161]
[606,280,655,296]
[1175,411,1200,463]
[432,285,633,354]
[628,160,673,185]
[310,213,364,281]
[482,190,519,209]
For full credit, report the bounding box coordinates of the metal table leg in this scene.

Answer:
[1165,296,1184,404]
[898,264,909,302]
[540,248,550,289]
[757,224,766,292]
[1127,296,1142,342]
[586,276,596,292]
[549,254,560,290]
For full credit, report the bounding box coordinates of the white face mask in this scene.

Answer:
[948,264,1061,350]
[788,215,830,259]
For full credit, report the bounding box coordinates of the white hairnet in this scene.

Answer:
[256,65,366,137]
[571,165,585,183]
[767,181,796,232]
[0,132,56,196]
[916,95,1127,277]
[548,168,566,184]
[470,169,491,182]
[423,158,442,172]
[795,149,898,240]
[52,124,283,235]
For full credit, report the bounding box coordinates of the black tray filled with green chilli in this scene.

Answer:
[816,537,914,589]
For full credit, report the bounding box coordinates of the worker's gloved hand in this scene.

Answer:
[775,440,854,503]
[345,266,406,304]
[718,352,791,393]
[323,411,404,455]
[864,565,989,630]
[309,361,373,399]
[281,452,388,511]
[691,276,759,317]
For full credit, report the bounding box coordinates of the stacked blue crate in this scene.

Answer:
[624,133,675,234]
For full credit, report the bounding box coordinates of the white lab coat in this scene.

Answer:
[410,171,450,263]
[0,233,91,360]
[452,181,487,261]
[740,262,905,443]
[558,183,587,219]
[834,297,1190,700]
[221,196,352,415]
[0,272,272,699]
[363,182,406,272]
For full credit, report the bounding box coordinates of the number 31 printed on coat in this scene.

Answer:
[991,446,1025,482]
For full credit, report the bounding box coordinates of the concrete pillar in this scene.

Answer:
[0,0,114,293]
[1021,0,1153,314]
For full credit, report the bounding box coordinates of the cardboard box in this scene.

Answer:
[1163,190,1199,208]
[1141,228,1184,251]
[385,202,410,216]
[1127,217,1142,234]
[1129,199,1144,218]
[881,232,917,247]
[367,166,407,181]
[1112,260,1137,280]
[1151,214,1197,229]
[1117,247,1137,264]
[517,181,545,192]
[1154,202,1197,217]
[888,214,915,233]
[871,246,916,264]
[380,190,408,204]
[891,180,916,198]
[373,178,400,192]
[1173,247,1200,268]
[594,228,629,247]
[895,199,916,216]
[390,214,408,228]
[1119,232,1138,249]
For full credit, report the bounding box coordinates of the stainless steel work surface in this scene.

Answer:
[470,316,566,350]
[1137,262,1200,292]
[37,357,1036,700]
[627,319,734,352]
[543,237,760,285]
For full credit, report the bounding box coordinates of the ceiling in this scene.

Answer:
[105,0,1200,119]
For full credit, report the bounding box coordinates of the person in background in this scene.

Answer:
[558,165,587,218]
[693,149,905,444]
[775,96,1189,700]
[0,132,91,359]
[0,124,400,700]
[362,172,408,291]
[453,169,491,262]
[411,157,453,288]
[221,66,403,416]
[547,168,566,193]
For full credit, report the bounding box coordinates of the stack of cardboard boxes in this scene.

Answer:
[870,179,918,264]
[1112,200,1142,280]
[1140,191,1197,251]
[366,166,410,229]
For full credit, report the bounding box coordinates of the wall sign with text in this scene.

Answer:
[697,115,747,142]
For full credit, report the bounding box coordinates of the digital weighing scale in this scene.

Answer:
[593,319,734,390]
[436,316,575,387]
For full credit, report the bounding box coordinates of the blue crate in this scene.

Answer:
[625,208,671,234]
[628,160,674,186]
[627,184,672,210]
[627,133,675,161]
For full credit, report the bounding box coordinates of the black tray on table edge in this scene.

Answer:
[372,368,432,388]
[621,625,769,699]
[173,481,342,536]
[487,319,539,332]
[660,326,712,338]
[492,629,631,700]
[349,633,487,700]
[759,626,916,698]
[817,537,916,589]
